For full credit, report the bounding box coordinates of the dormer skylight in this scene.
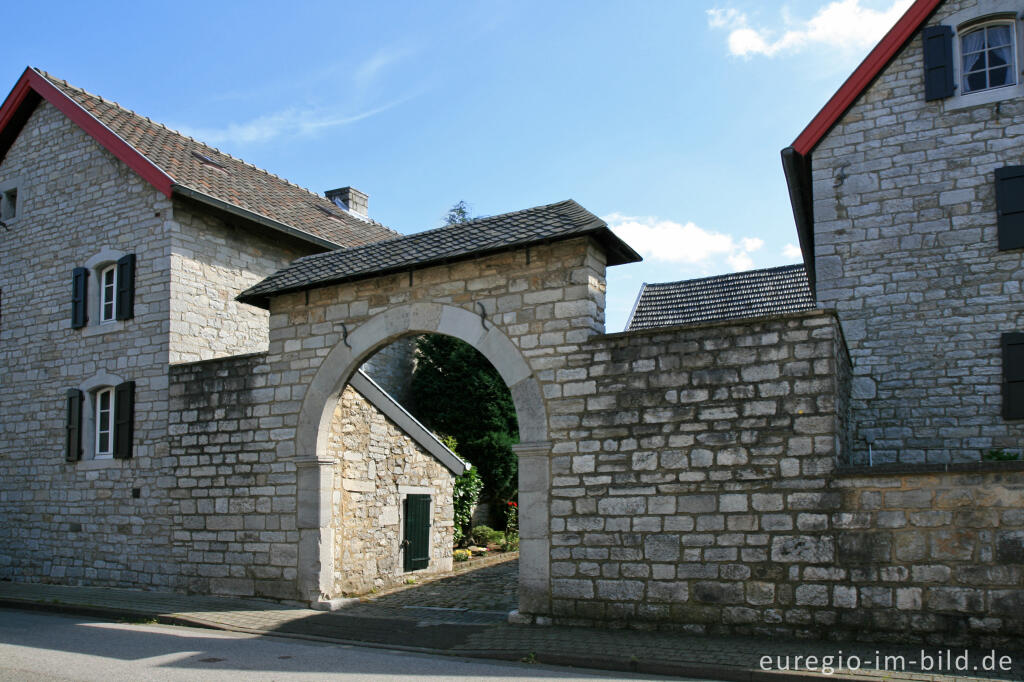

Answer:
[191,151,227,171]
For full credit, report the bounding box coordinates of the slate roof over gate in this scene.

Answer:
[0,68,398,249]
[238,199,642,308]
[625,264,815,331]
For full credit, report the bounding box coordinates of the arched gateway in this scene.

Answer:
[237,200,641,615]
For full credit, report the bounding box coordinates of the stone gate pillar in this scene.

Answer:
[295,454,335,604]
[514,440,552,617]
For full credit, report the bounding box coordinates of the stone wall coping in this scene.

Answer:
[597,307,839,342]
[169,351,268,370]
[835,460,1024,477]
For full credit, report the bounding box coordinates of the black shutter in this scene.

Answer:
[403,494,431,571]
[1004,333,1024,420]
[71,267,89,328]
[922,25,954,101]
[114,381,135,459]
[115,254,135,320]
[996,166,1024,251]
[65,389,83,462]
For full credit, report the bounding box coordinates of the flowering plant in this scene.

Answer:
[503,500,519,551]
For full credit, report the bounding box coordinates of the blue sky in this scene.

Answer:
[1,0,911,330]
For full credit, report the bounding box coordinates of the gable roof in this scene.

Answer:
[0,67,398,250]
[791,0,943,155]
[625,264,814,331]
[781,0,943,295]
[238,199,642,308]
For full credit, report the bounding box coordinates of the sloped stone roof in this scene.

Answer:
[626,264,815,331]
[238,199,642,308]
[36,70,398,249]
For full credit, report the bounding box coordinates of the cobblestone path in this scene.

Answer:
[340,557,518,624]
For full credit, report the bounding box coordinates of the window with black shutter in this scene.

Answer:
[996,166,1024,251]
[71,267,89,328]
[923,25,955,100]
[114,381,135,459]
[403,494,431,571]
[65,389,83,462]
[1003,333,1024,420]
[115,254,135,320]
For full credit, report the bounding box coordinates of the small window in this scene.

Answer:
[99,265,117,323]
[961,22,1018,93]
[95,387,114,458]
[0,188,16,221]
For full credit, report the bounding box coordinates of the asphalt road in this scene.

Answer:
[0,608,684,681]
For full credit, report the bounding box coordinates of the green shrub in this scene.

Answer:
[470,525,504,547]
[449,440,484,547]
[500,534,519,552]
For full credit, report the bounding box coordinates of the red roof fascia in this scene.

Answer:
[791,0,943,155]
[0,74,34,133]
[0,67,174,197]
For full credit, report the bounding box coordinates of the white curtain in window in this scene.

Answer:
[987,25,1012,48]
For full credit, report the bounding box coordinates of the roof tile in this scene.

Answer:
[36,70,397,248]
[626,264,815,331]
[238,199,641,307]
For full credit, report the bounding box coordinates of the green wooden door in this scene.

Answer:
[403,494,431,572]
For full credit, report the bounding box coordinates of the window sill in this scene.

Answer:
[74,458,124,470]
[943,82,1024,110]
[81,320,125,337]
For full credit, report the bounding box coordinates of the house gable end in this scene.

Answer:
[0,68,173,197]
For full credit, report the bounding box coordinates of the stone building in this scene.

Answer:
[0,67,464,598]
[780,0,1024,464]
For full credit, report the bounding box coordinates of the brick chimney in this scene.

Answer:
[325,187,368,217]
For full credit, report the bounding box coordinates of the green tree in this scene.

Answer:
[444,200,472,226]
[410,336,518,509]
[411,334,517,444]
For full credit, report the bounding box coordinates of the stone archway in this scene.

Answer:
[293,302,551,615]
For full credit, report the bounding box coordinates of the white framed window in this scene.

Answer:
[94,387,114,458]
[939,4,1024,110]
[99,264,117,323]
[961,21,1017,93]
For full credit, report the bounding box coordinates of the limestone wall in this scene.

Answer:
[830,465,1024,644]
[543,311,1023,645]
[812,0,1024,463]
[545,311,851,629]
[0,100,176,587]
[167,353,300,599]
[166,353,454,600]
[328,385,454,595]
[168,200,315,363]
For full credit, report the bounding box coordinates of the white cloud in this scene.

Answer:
[741,237,765,252]
[604,213,763,273]
[783,243,804,260]
[707,0,913,58]
[354,47,416,91]
[727,252,755,271]
[175,100,405,147]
